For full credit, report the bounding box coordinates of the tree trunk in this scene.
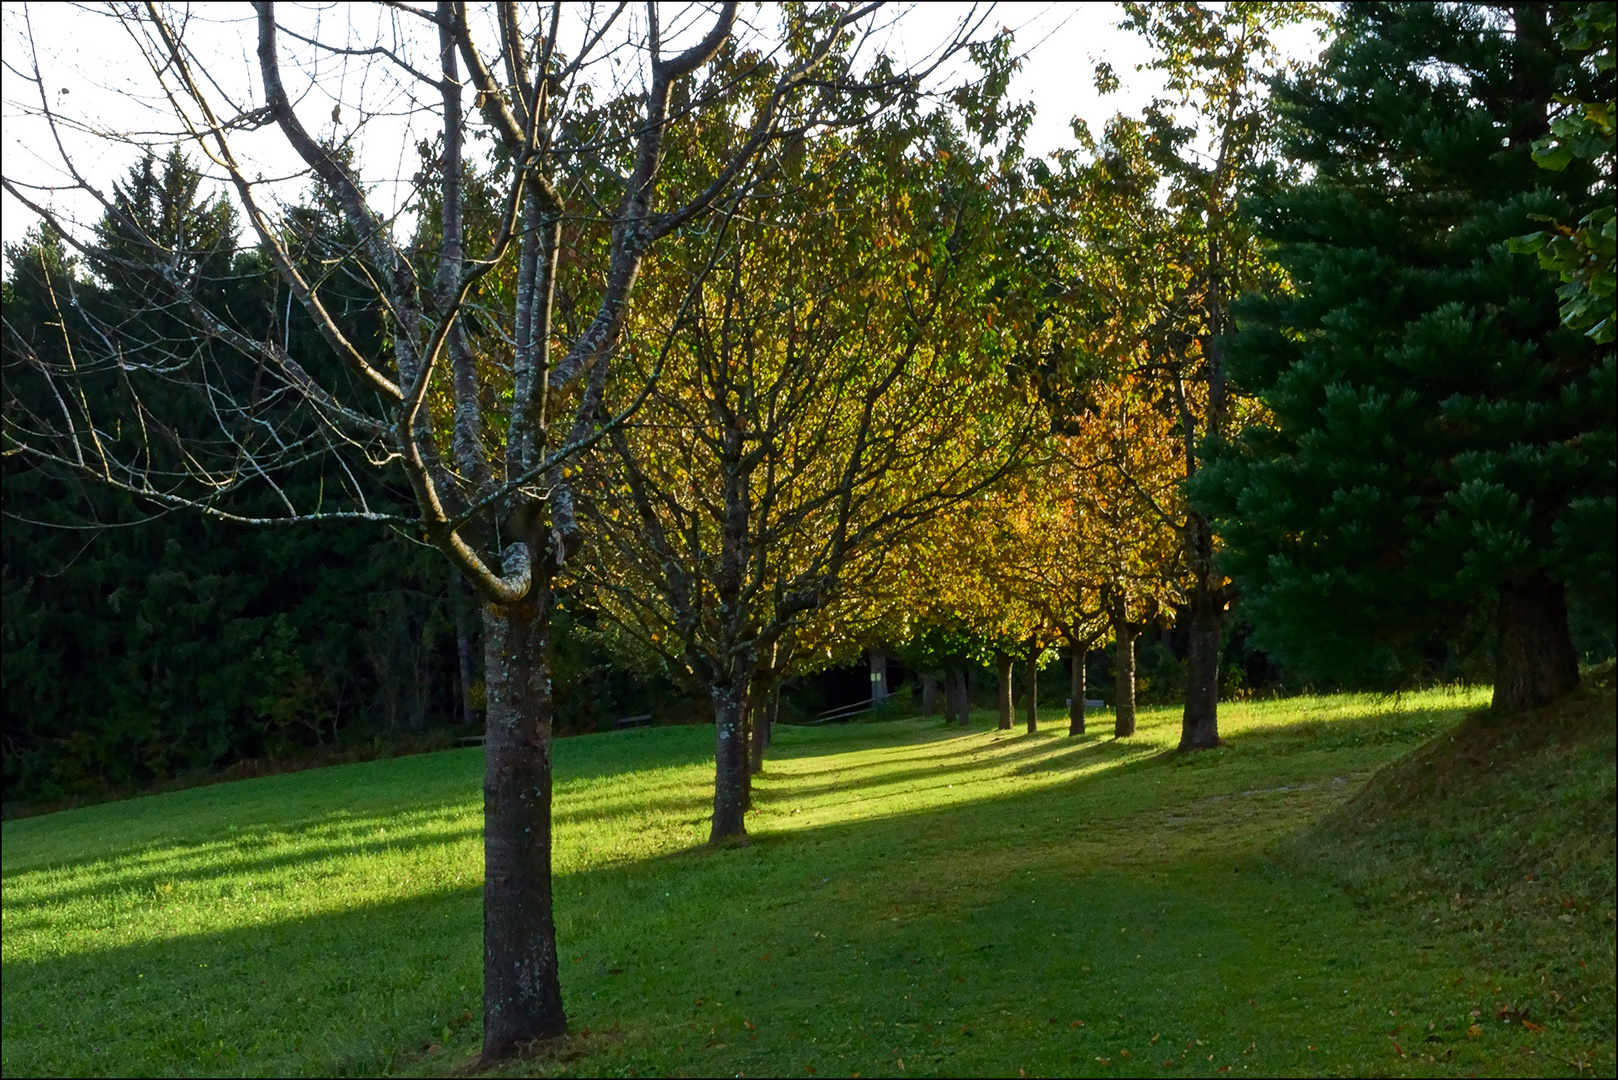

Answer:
[995,651,1014,729]
[747,677,769,774]
[1069,645,1087,737]
[1114,617,1136,739]
[1179,570,1223,751]
[954,665,971,726]
[710,679,749,843]
[869,647,889,704]
[481,589,565,1057]
[1024,646,1039,734]
[1494,570,1579,712]
[453,575,479,725]
[921,671,941,717]
[740,695,753,808]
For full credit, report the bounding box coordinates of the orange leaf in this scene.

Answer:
[1466,1025,1482,1040]
[1522,1020,1545,1033]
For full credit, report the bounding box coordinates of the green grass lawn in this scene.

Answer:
[3,688,1613,1078]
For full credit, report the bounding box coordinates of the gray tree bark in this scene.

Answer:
[747,674,770,774]
[1069,645,1087,736]
[481,578,564,1053]
[1495,570,1579,712]
[711,676,749,842]
[1179,563,1223,750]
[1114,611,1137,739]
[921,671,941,717]
[1024,645,1039,734]
[944,663,967,724]
[996,651,1013,730]
[452,574,479,725]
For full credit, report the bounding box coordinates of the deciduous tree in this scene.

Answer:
[579,101,1028,842]
[0,1,950,1057]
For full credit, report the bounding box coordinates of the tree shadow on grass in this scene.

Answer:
[2,730,718,886]
[2,694,1536,1080]
[759,731,1147,804]
[0,818,484,921]
[2,880,488,1078]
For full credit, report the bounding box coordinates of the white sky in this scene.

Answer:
[0,2,1327,257]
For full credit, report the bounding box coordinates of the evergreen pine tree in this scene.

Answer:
[1199,2,1616,711]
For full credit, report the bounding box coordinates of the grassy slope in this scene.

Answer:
[2,687,1612,1078]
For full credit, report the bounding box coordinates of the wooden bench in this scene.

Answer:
[615,714,653,729]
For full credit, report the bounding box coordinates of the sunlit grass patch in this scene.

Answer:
[5,684,1612,1078]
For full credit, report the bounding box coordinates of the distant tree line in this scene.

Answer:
[1,169,700,803]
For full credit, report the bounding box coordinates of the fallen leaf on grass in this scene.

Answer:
[745,1021,756,1031]
[1150,1033,1160,1045]
[1160,1059,1174,1068]
[1466,1025,1482,1040]
[1070,1020,1084,1028]
[1522,1020,1545,1033]
[1120,1049,1132,1058]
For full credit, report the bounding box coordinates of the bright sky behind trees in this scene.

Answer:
[0,2,1326,254]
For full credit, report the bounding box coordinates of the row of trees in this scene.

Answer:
[3,0,1612,1064]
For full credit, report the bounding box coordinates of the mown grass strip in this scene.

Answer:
[4,687,1612,1077]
